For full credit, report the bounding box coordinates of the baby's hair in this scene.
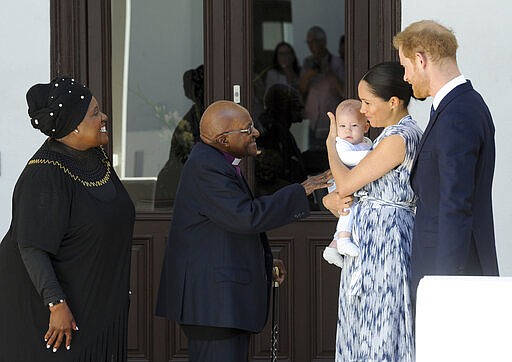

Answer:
[336,99,367,124]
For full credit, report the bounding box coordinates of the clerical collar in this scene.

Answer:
[221,151,241,166]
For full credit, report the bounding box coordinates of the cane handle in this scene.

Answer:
[273,266,280,288]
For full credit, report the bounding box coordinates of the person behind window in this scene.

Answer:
[0,76,135,361]
[299,25,345,150]
[256,83,307,197]
[155,64,204,208]
[265,41,301,92]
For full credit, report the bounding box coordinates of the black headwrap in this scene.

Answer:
[26,76,92,139]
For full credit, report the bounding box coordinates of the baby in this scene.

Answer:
[323,99,372,268]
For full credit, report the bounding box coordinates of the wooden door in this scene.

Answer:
[50,0,400,360]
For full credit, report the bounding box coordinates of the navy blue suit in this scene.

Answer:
[156,141,310,335]
[410,80,499,299]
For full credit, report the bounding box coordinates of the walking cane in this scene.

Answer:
[270,266,280,362]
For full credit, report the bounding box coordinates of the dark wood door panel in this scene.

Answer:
[128,215,170,361]
[128,239,152,361]
[311,243,340,360]
[267,218,339,362]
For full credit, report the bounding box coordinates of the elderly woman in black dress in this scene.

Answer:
[0,76,135,361]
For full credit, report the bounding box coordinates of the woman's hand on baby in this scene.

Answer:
[323,192,354,216]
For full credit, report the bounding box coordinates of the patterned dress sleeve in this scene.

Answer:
[380,117,422,172]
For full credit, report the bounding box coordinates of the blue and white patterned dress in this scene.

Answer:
[335,115,423,362]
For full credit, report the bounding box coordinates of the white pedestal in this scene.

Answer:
[415,276,512,362]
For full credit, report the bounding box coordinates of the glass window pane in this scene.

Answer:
[253,0,345,210]
[112,0,204,212]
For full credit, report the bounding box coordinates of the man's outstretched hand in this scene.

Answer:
[301,170,332,195]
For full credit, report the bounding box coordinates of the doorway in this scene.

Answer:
[50,0,400,360]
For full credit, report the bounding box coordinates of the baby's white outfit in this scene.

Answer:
[323,136,372,267]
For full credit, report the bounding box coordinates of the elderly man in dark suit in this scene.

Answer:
[156,100,333,361]
[393,20,499,302]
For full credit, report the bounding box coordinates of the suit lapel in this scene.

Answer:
[236,171,254,199]
[411,81,474,176]
[411,109,439,175]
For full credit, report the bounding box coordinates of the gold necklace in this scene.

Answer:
[28,147,112,187]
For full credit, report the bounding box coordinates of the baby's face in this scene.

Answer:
[336,112,368,144]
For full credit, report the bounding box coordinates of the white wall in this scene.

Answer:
[0,1,49,236]
[402,0,512,275]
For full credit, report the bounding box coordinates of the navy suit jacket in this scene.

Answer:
[155,142,310,333]
[410,80,499,298]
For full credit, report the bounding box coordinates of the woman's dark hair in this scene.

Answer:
[361,61,420,107]
[272,41,300,75]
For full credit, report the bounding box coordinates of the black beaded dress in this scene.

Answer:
[0,139,135,361]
